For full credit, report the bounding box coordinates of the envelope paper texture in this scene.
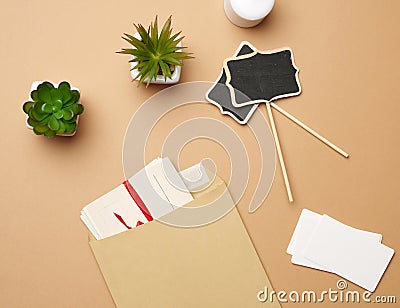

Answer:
[89,177,280,308]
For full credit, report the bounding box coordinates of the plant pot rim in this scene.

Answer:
[129,32,182,84]
[25,81,81,137]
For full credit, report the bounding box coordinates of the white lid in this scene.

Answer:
[230,0,274,21]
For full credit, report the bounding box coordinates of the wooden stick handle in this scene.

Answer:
[270,103,349,158]
[265,103,294,203]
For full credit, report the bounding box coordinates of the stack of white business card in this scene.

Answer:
[287,209,394,292]
[81,157,209,240]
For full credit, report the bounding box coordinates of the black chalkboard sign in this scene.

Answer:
[224,48,301,107]
[206,42,348,205]
[206,42,258,124]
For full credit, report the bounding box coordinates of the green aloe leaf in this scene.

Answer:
[159,61,172,79]
[131,61,147,71]
[122,48,151,59]
[48,115,60,131]
[160,46,182,55]
[136,24,150,44]
[170,35,184,47]
[143,71,153,87]
[150,16,158,49]
[145,37,156,55]
[162,51,192,60]
[132,61,150,81]
[117,48,135,55]
[23,101,34,114]
[149,61,159,82]
[162,56,181,66]
[158,16,172,49]
[135,61,153,86]
[122,34,146,50]
[163,32,181,48]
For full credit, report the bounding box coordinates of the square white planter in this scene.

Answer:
[129,32,182,84]
[25,81,81,136]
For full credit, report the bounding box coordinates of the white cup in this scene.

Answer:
[224,0,275,28]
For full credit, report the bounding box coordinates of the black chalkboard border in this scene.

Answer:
[223,47,302,108]
[205,41,259,124]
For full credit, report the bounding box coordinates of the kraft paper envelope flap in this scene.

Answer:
[89,177,280,308]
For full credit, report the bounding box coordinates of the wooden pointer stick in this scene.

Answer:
[265,103,294,202]
[270,103,349,158]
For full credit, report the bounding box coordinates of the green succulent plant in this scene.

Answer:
[23,81,84,138]
[118,16,193,87]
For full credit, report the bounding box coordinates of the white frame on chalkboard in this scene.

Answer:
[223,46,302,108]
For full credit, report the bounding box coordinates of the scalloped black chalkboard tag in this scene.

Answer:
[207,41,349,204]
[205,41,259,124]
[223,48,301,107]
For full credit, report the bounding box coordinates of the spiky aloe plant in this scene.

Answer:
[118,16,193,86]
[23,81,84,138]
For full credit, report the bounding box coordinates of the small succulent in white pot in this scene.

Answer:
[118,16,193,87]
[23,81,84,138]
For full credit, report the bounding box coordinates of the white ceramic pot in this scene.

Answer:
[129,32,182,84]
[25,81,81,136]
[224,0,275,28]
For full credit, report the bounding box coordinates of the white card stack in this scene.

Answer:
[287,209,394,292]
[80,158,206,240]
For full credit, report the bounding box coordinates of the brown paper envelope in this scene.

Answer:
[89,178,280,308]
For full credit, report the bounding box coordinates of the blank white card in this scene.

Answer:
[287,209,394,292]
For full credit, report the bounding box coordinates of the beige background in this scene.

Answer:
[0,0,399,307]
